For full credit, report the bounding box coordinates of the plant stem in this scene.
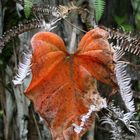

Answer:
[69,27,77,54]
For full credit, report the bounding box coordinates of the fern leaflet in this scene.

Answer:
[93,0,105,22]
[24,0,33,18]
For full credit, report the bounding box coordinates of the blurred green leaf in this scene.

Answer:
[24,0,33,18]
[90,0,105,22]
[120,24,134,32]
[135,13,140,29]
[114,15,133,32]
[114,16,127,25]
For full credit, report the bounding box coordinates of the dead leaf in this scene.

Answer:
[25,27,118,139]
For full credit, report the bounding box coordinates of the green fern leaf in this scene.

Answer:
[24,0,33,18]
[95,0,105,22]
[90,0,105,23]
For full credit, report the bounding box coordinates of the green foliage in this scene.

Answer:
[90,0,105,23]
[131,0,140,30]
[24,0,33,18]
[114,16,134,32]
[135,13,140,29]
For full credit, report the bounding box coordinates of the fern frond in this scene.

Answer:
[114,60,135,112]
[100,103,136,140]
[119,112,137,133]
[16,1,61,18]
[32,5,60,18]
[102,26,140,56]
[33,2,79,19]
[0,18,59,52]
[93,0,105,22]
[110,104,136,133]
[113,49,125,61]
[0,19,41,51]
[40,18,60,31]
[101,116,121,140]
[112,41,135,112]
[12,51,32,85]
[24,0,33,18]
[115,63,134,111]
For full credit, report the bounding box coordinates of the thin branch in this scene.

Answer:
[31,107,42,140]
[64,18,86,33]
[69,27,77,54]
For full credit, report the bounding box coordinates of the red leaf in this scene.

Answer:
[25,27,118,139]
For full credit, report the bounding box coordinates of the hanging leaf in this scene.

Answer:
[24,27,118,139]
[24,0,33,18]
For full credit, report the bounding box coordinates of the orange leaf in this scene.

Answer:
[25,27,118,139]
